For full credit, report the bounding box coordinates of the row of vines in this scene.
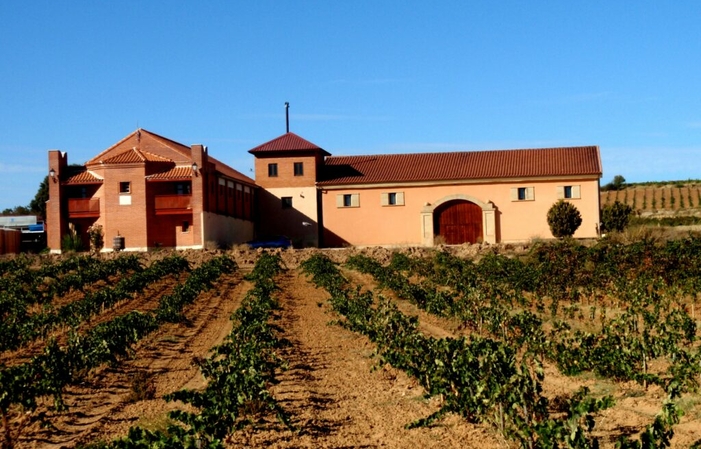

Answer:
[601,186,701,212]
[302,236,701,448]
[87,252,291,449]
[0,253,237,449]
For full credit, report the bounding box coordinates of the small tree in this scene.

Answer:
[88,224,104,253]
[601,201,633,233]
[602,175,626,191]
[547,200,582,238]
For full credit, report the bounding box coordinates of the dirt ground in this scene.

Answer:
[8,247,701,448]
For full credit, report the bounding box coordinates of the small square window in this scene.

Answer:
[337,193,359,208]
[294,162,304,176]
[268,163,278,177]
[388,193,397,205]
[558,185,581,199]
[512,186,534,201]
[281,196,293,209]
[119,182,131,194]
[175,182,191,195]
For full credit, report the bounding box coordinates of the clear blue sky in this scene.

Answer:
[1,1,700,211]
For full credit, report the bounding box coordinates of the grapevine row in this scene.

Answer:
[0,253,238,449]
[303,253,616,449]
[96,252,291,449]
[1,254,187,352]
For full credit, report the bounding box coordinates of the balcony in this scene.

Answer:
[155,194,192,215]
[68,198,100,218]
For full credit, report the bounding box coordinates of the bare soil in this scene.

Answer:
[7,248,701,448]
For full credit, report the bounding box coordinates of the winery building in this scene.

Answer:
[46,129,602,252]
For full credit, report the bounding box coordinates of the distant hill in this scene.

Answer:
[600,181,701,218]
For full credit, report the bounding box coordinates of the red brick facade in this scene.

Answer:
[47,130,256,253]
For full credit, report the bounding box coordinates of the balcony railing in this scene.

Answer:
[68,198,100,218]
[155,194,192,215]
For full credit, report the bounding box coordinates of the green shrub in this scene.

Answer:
[62,231,83,252]
[601,201,634,233]
[547,200,582,238]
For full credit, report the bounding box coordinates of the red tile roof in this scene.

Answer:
[82,128,254,184]
[318,146,601,186]
[88,129,192,165]
[101,147,172,164]
[248,132,330,156]
[63,169,103,184]
[146,166,193,181]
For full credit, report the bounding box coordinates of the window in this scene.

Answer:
[175,182,191,195]
[381,192,405,206]
[557,185,581,199]
[294,162,304,176]
[281,196,293,209]
[182,221,190,233]
[119,182,131,194]
[511,186,535,201]
[337,193,360,208]
[268,163,278,177]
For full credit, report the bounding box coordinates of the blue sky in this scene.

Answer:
[1,1,700,211]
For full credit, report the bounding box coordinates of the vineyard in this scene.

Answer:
[600,182,701,219]
[2,239,701,448]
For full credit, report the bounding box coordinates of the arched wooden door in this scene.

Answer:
[433,200,483,244]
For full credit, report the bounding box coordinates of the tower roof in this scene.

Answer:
[248,132,330,156]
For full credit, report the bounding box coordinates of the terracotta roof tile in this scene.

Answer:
[146,166,193,181]
[318,146,601,186]
[63,169,103,184]
[248,132,330,156]
[88,129,191,165]
[101,147,172,164]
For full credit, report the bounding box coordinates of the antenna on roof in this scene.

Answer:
[285,102,290,133]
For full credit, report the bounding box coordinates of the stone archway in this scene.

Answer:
[420,194,497,246]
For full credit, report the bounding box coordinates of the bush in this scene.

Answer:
[547,200,582,238]
[88,224,104,253]
[601,201,633,233]
[602,174,626,191]
[62,230,83,252]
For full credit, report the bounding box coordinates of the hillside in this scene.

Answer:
[600,181,701,218]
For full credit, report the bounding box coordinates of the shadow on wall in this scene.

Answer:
[257,190,320,248]
[322,228,351,248]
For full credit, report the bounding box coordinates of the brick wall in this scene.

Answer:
[254,154,319,189]
[102,165,149,250]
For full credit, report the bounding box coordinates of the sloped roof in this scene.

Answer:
[146,166,193,181]
[248,132,330,156]
[81,128,254,184]
[87,129,191,165]
[209,156,255,184]
[102,147,173,164]
[63,169,104,184]
[318,146,602,186]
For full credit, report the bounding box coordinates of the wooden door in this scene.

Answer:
[434,201,483,244]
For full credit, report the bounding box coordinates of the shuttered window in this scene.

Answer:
[336,193,360,208]
[557,185,581,199]
[381,192,405,206]
[511,187,535,201]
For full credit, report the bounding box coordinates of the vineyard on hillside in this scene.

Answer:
[600,182,701,218]
[2,240,701,448]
